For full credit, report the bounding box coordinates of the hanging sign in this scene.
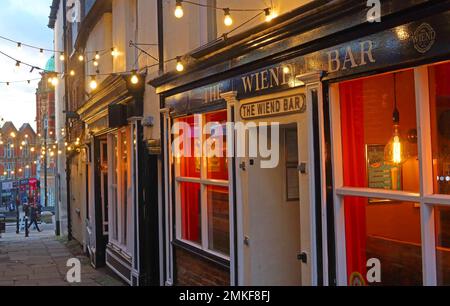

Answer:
[240,94,306,120]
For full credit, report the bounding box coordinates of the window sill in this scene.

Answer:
[172,240,230,269]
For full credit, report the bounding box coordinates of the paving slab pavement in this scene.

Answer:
[0,223,125,286]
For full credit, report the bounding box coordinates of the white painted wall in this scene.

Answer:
[54,0,68,237]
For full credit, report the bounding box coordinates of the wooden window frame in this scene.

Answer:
[173,111,231,261]
[329,64,450,286]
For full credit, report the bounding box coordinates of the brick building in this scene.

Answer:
[35,56,58,208]
[0,122,38,180]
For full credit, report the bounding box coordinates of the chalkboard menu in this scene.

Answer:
[366,144,402,193]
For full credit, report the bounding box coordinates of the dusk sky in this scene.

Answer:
[0,0,53,131]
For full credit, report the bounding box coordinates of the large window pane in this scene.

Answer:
[176,116,201,179]
[207,186,230,255]
[205,111,228,181]
[435,206,450,285]
[340,71,419,193]
[111,134,119,241]
[180,182,201,244]
[345,196,422,286]
[429,62,450,195]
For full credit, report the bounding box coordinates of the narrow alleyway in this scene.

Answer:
[0,224,124,286]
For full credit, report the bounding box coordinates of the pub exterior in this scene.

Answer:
[151,0,450,286]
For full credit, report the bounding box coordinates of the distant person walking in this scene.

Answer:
[27,204,41,232]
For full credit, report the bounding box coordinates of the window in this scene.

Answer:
[337,70,421,285]
[108,128,132,251]
[6,140,13,159]
[5,163,12,179]
[332,62,450,286]
[110,133,119,241]
[174,110,230,257]
[429,61,450,285]
[22,144,29,158]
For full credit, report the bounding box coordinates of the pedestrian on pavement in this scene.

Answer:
[27,204,41,232]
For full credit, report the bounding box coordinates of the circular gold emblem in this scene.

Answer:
[413,23,436,54]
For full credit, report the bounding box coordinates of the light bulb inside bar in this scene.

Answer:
[95,52,100,60]
[224,9,233,26]
[384,125,408,165]
[59,52,65,61]
[70,70,76,76]
[175,0,184,18]
[93,60,99,67]
[78,54,84,62]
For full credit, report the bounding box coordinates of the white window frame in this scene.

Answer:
[173,111,231,261]
[330,64,450,286]
[107,128,133,255]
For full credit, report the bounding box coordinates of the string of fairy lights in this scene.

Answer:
[0,0,278,86]
[0,0,278,164]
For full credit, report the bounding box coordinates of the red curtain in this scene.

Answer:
[340,80,368,284]
[181,182,201,243]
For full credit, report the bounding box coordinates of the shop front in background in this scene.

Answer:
[331,61,450,286]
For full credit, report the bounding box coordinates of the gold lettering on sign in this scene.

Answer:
[327,40,376,73]
[240,94,306,120]
[241,65,295,94]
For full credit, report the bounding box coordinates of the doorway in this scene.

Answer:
[242,123,307,285]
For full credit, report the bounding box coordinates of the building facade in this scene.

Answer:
[50,0,161,286]
[50,0,450,286]
[36,57,58,208]
[151,0,450,286]
[0,122,39,206]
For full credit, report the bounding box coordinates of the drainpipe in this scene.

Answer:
[62,0,72,241]
[157,0,166,285]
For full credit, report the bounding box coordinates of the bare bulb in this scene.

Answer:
[224,9,233,26]
[130,72,139,85]
[175,1,184,18]
[89,77,98,90]
[176,58,184,72]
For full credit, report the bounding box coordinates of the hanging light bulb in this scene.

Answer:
[51,77,58,86]
[224,8,233,26]
[93,60,99,67]
[89,76,98,90]
[70,69,76,76]
[175,0,184,18]
[111,48,118,57]
[264,8,272,22]
[14,61,21,73]
[59,52,65,61]
[6,82,10,86]
[265,8,278,22]
[78,54,84,62]
[17,42,22,50]
[176,57,184,72]
[130,70,139,85]
[39,49,44,57]
[95,51,100,60]
[384,73,409,166]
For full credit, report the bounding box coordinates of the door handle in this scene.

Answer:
[239,161,246,171]
[298,252,308,264]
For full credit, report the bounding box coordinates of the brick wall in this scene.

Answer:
[175,246,230,286]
